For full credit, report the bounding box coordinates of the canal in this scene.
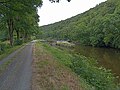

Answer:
[74,45,120,82]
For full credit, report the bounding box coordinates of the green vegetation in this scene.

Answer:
[42,43,73,67]
[71,55,118,90]
[0,42,25,60]
[40,42,120,90]
[40,0,120,49]
[0,0,42,63]
[0,0,42,46]
[33,42,86,90]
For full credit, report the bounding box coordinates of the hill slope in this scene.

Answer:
[40,0,120,48]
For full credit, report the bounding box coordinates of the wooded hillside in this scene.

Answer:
[41,0,120,49]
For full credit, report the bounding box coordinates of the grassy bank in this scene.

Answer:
[32,42,94,90]
[39,42,119,90]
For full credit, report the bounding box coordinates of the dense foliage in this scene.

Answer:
[71,55,118,90]
[0,0,42,46]
[41,0,120,48]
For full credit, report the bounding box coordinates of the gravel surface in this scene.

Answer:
[0,42,34,90]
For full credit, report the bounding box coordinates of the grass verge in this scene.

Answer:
[40,42,120,90]
[32,42,94,90]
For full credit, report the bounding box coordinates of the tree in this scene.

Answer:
[49,0,71,3]
[40,0,120,49]
[0,0,42,46]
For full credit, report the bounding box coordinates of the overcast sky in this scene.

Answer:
[38,0,107,26]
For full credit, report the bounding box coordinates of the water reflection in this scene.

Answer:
[74,45,120,82]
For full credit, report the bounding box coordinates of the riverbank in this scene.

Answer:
[74,45,120,83]
[32,42,94,90]
[33,42,120,90]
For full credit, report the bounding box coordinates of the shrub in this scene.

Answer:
[0,42,6,54]
[0,41,11,54]
[71,55,118,90]
[14,39,23,45]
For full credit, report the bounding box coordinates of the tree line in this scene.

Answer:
[41,0,120,49]
[0,0,42,46]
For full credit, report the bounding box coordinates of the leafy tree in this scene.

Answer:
[49,0,71,3]
[0,0,42,46]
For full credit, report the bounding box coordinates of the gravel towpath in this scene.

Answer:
[0,42,34,90]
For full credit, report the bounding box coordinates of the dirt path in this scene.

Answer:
[0,42,34,90]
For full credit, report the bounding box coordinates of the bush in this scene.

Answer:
[0,43,5,51]
[0,42,6,54]
[0,41,13,55]
[71,55,118,90]
[14,39,23,45]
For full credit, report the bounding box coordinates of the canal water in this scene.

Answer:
[74,45,120,82]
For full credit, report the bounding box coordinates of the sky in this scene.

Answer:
[38,0,107,26]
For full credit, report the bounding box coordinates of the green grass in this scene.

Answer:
[42,43,73,67]
[38,42,95,90]
[39,42,120,90]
